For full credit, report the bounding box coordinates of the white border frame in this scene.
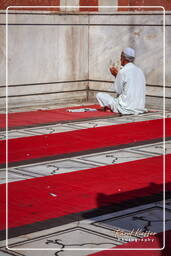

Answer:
[5,5,166,252]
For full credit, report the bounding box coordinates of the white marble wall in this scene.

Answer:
[0,11,170,109]
[0,12,89,108]
[6,13,88,85]
[89,13,165,86]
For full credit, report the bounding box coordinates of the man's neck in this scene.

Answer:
[122,60,130,66]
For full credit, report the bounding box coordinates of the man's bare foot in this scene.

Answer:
[98,106,113,112]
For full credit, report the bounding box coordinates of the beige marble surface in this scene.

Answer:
[7,25,88,85]
[1,81,88,97]
[60,0,80,11]
[89,13,164,25]
[0,12,170,109]
[5,91,87,108]
[89,25,164,86]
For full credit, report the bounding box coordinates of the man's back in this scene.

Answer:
[115,62,146,114]
[96,48,147,114]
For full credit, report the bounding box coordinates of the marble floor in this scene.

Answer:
[0,111,165,141]
[1,200,171,256]
[0,106,170,256]
[0,140,170,184]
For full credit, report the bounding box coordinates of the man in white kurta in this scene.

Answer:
[96,48,146,115]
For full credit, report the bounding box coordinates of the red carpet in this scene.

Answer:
[0,105,115,129]
[1,118,170,165]
[0,155,170,231]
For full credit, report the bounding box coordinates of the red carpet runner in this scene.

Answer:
[1,155,170,231]
[0,105,115,129]
[1,118,170,165]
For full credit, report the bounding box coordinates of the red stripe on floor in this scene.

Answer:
[0,119,169,165]
[0,155,170,230]
[0,105,115,129]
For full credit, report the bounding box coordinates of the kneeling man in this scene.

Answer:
[96,47,146,115]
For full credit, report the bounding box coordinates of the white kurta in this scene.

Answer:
[96,63,146,115]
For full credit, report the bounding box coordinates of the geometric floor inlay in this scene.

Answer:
[1,200,170,255]
[1,110,170,256]
[93,206,171,234]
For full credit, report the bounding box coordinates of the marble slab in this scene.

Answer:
[60,0,80,11]
[98,0,118,12]
[0,252,14,256]
[106,117,140,124]
[5,102,94,114]
[0,130,38,140]
[6,91,87,110]
[15,159,98,177]
[89,25,164,86]
[5,141,167,183]
[131,114,163,121]
[137,114,164,120]
[71,120,116,129]
[7,25,88,86]
[146,86,171,97]
[166,201,171,207]
[6,225,121,255]
[79,150,153,165]
[133,142,171,155]
[0,132,6,140]
[0,170,34,184]
[89,13,164,25]
[1,111,164,140]
[94,207,171,234]
[164,142,171,154]
[2,200,169,254]
[27,124,79,135]
[106,114,162,124]
[157,200,171,210]
[166,113,171,118]
[7,12,89,25]
[1,12,170,110]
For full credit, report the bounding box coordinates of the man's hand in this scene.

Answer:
[109,66,118,77]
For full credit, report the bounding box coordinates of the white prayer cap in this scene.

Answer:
[123,47,135,58]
